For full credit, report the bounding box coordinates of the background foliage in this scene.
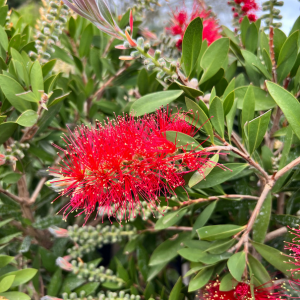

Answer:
[0,0,300,299]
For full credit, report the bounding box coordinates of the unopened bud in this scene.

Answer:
[154,50,161,60]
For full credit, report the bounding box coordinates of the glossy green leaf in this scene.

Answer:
[220,273,237,291]
[223,91,234,116]
[251,241,297,277]
[277,31,299,83]
[0,292,30,300]
[193,163,248,189]
[16,110,38,127]
[272,214,300,228]
[79,24,94,57]
[188,266,214,292]
[236,86,275,111]
[149,232,191,266]
[248,254,271,286]
[0,233,22,245]
[266,81,300,140]
[182,17,203,77]
[0,75,32,112]
[131,90,183,116]
[252,194,272,243]
[0,25,8,51]
[175,81,203,98]
[206,239,236,255]
[245,110,272,154]
[0,268,37,287]
[245,23,258,53]
[192,201,218,235]
[30,61,44,99]
[185,97,214,143]
[0,255,14,268]
[177,248,207,262]
[169,277,182,300]
[227,251,246,282]
[0,122,18,145]
[189,154,219,187]
[155,208,188,230]
[165,131,200,151]
[184,264,206,278]
[209,96,224,138]
[197,224,246,241]
[0,275,15,293]
[242,85,255,128]
[200,38,229,84]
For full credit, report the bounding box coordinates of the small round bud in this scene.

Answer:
[154,50,161,60]
[144,43,150,53]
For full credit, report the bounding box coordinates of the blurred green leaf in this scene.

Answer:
[227,251,246,282]
[188,266,214,292]
[197,224,245,241]
[169,276,182,300]
[0,275,15,293]
[242,85,255,128]
[220,273,237,291]
[155,208,188,230]
[248,253,271,286]
[209,96,224,138]
[0,292,30,300]
[0,255,14,268]
[0,268,37,287]
[16,110,38,127]
[165,131,200,151]
[0,122,18,145]
[182,17,203,77]
[245,23,258,53]
[79,23,94,58]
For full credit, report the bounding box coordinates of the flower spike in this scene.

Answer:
[130,10,134,34]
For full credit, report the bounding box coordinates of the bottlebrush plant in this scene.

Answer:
[0,0,300,299]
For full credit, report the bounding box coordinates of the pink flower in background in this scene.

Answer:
[0,154,5,166]
[166,1,221,50]
[49,109,214,224]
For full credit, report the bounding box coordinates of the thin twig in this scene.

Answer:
[28,178,47,206]
[181,194,259,206]
[0,187,26,204]
[139,226,193,234]
[275,156,300,180]
[264,227,287,242]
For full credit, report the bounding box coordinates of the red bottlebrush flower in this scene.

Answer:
[201,278,287,300]
[248,13,257,22]
[166,0,221,49]
[285,226,300,277]
[234,12,239,18]
[49,109,215,224]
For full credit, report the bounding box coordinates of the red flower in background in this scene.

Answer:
[201,278,287,300]
[166,1,221,50]
[229,0,260,26]
[49,109,215,224]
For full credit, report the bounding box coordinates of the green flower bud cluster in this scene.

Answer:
[5,142,30,160]
[66,224,137,258]
[70,260,124,286]
[131,0,160,12]
[261,0,283,29]
[32,0,70,62]
[61,291,141,300]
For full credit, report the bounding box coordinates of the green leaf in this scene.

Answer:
[272,214,300,228]
[0,122,18,145]
[2,173,22,184]
[184,264,206,278]
[192,201,218,235]
[137,68,149,96]
[200,38,230,84]
[227,252,246,282]
[226,99,238,142]
[155,208,188,230]
[16,110,38,127]
[0,255,14,268]
[274,28,287,62]
[149,232,191,266]
[130,90,183,116]
[251,241,296,277]
[42,59,57,78]
[236,86,275,111]
[30,61,44,99]
[245,110,272,155]
[223,91,234,116]
[169,277,182,300]
[74,282,100,296]
[209,97,224,138]
[197,224,245,241]
[0,292,30,300]
[220,273,237,291]
[188,266,214,292]
[242,85,255,128]
[47,268,62,296]
[185,97,214,143]
[182,17,203,77]
[79,24,94,57]
[248,254,271,286]
[48,92,71,108]
[0,268,37,287]
[240,16,250,46]
[206,239,236,255]
[189,154,219,187]
[0,275,15,293]
[277,31,299,83]
[252,194,272,243]
[245,23,258,53]
[175,81,203,98]
[266,81,300,140]
[193,163,248,189]
[0,25,8,51]
[0,233,22,245]
[165,131,200,151]
[16,91,39,103]
[0,75,32,112]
